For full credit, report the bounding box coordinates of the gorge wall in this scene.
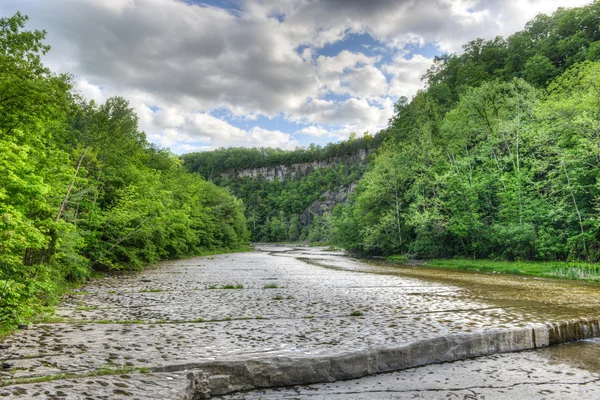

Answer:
[223,148,371,182]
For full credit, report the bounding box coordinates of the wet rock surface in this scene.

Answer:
[220,338,600,399]
[0,371,193,399]
[1,245,600,398]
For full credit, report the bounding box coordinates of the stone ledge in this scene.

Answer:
[176,318,600,398]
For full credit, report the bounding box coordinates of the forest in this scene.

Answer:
[329,1,600,260]
[186,1,600,262]
[183,132,386,241]
[5,0,600,330]
[0,13,248,330]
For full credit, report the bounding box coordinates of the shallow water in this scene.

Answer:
[2,245,600,399]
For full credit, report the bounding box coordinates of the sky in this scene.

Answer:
[0,0,590,153]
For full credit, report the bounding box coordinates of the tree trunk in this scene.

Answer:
[56,148,88,222]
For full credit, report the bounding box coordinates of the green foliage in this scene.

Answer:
[424,1,600,97]
[522,53,559,87]
[333,56,600,262]
[398,258,600,281]
[329,0,600,262]
[330,2,600,261]
[194,157,371,243]
[266,214,287,242]
[182,131,387,243]
[287,215,300,241]
[181,132,385,179]
[304,213,332,243]
[0,13,249,331]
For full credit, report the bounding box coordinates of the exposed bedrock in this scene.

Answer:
[2,245,600,399]
[179,319,600,398]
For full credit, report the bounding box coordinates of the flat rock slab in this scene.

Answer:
[2,245,600,398]
[219,338,600,399]
[0,371,191,399]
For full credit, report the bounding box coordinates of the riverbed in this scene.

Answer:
[1,245,599,398]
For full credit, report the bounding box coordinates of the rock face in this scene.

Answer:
[300,183,357,226]
[229,148,370,182]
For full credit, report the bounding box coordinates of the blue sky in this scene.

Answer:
[0,0,590,153]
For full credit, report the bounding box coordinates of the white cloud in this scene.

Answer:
[6,0,318,116]
[256,0,590,53]
[0,0,589,151]
[74,78,106,104]
[316,50,379,96]
[146,109,299,151]
[341,65,388,98]
[384,54,434,99]
[295,97,387,127]
[295,97,395,140]
[298,125,330,137]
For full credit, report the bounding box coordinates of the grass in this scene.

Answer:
[75,305,98,311]
[386,255,600,281]
[221,284,244,289]
[386,254,409,263]
[207,283,243,289]
[349,311,364,317]
[0,325,14,342]
[138,288,165,293]
[263,283,279,289]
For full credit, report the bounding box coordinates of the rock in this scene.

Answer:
[208,375,231,396]
[182,370,211,400]
[300,184,357,226]
[230,150,370,182]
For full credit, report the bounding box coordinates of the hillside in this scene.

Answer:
[0,13,248,331]
[182,132,386,241]
[329,1,600,261]
[183,1,600,260]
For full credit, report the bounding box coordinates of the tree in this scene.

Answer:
[0,12,250,329]
[522,53,558,87]
[288,215,300,241]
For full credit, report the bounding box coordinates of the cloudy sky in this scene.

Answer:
[0,0,589,153]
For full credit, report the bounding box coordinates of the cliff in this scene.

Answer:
[224,148,371,181]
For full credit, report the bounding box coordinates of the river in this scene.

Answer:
[1,245,599,398]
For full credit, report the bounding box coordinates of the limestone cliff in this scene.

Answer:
[224,148,370,182]
[300,183,358,225]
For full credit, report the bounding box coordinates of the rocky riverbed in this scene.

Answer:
[220,338,600,399]
[1,245,599,399]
